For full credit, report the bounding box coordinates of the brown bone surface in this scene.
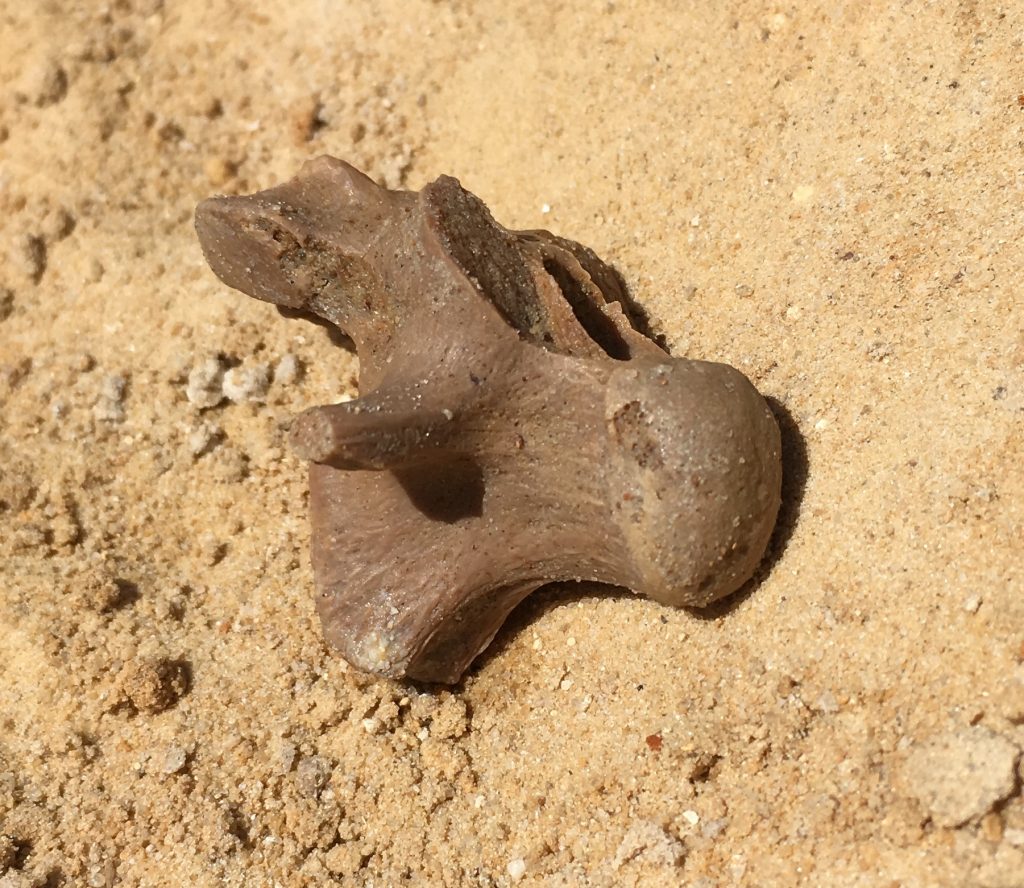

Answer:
[195,157,782,683]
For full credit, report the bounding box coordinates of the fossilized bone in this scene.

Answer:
[195,157,782,683]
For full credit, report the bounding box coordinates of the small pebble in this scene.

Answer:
[197,532,226,566]
[902,727,1020,827]
[980,812,1004,843]
[681,810,700,826]
[23,57,68,106]
[506,858,526,880]
[185,356,225,408]
[73,568,126,612]
[963,595,982,614]
[12,233,46,283]
[701,818,728,839]
[274,740,297,775]
[734,284,754,299]
[274,353,302,386]
[187,421,223,458]
[222,364,270,403]
[93,373,128,423]
[295,755,331,798]
[85,257,105,283]
[120,657,188,713]
[42,206,75,241]
[204,156,236,187]
[288,94,324,145]
[162,746,187,774]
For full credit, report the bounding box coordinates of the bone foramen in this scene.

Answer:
[195,157,782,683]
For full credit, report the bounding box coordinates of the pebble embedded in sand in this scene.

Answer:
[185,355,226,408]
[72,566,128,613]
[21,57,68,106]
[93,373,128,423]
[162,746,188,774]
[222,363,270,403]
[506,858,526,880]
[187,421,223,458]
[12,233,46,283]
[274,740,297,775]
[791,184,815,204]
[295,755,331,798]
[901,727,1020,827]
[203,156,236,187]
[119,657,189,714]
[274,353,303,386]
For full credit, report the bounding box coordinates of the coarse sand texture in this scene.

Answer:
[1,2,1022,886]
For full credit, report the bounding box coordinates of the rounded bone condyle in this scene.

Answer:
[194,156,783,684]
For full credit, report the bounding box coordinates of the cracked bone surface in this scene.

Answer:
[195,157,782,683]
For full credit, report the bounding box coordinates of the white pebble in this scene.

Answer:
[223,364,270,403]
[506,857,526,880]
[188,422,222,458]
[162,746,187,774]
[274,353,302,386]
[186,356,225,408]
[682,810,700,826]
[963,595,982,614]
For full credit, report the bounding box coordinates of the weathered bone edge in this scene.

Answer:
[195,157,782,683]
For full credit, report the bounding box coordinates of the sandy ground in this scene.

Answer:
[2,1,1023,885]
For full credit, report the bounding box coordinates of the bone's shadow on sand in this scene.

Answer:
[466,397,809,679]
